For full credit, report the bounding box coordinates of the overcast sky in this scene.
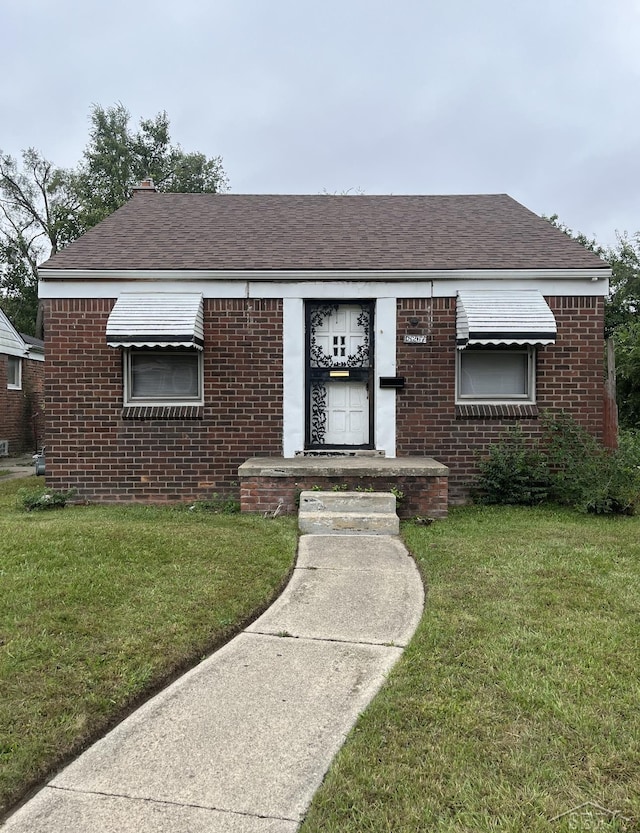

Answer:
[2,0,639,247]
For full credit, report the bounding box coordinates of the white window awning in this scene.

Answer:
[106,293,204,350]
[456,290,556,349]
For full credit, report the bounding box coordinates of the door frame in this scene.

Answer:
[304,300,375,450]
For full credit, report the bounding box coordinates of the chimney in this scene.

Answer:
[132,178,157,193]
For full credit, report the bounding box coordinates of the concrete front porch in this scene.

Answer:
[238,456,450,519]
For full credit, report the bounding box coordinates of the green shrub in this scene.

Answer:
[597,429,640,515]
[476,414,640,515]
[389,486,405,503]
[541,410,604,508]
[543,413,640,515]
[475,425,551,505]
[20,488,76,511]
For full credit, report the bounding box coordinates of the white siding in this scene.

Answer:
[0,309,27,357]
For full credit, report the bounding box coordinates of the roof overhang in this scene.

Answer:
[456,289,557,349]
[39,267,611,284]
[106,293,204,349]
[24,345,45,362]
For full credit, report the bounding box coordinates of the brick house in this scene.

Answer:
[37,189,610,516]
[0,307,45,455]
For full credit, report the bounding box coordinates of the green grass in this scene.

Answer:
[301,505,640,832]
[0,477,297,817]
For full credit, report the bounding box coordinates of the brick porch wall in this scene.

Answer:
[395,296,606,502]
[43,298,283,501]
[240,474,449,519]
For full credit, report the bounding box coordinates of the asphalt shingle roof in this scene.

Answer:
[39,193,608,272]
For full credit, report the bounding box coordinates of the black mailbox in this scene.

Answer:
[379,376,405,389]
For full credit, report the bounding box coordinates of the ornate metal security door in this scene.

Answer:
[305,301,374,449]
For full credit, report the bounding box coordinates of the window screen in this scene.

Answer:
[127,350,201,402]
[459,349,531,399]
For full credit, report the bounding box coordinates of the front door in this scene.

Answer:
[305,302,374,449]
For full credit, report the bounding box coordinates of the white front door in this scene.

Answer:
[306,302,373,448]
[324,381,369,445]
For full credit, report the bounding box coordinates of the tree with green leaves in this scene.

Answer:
[544,214,605,258]
[73,104,228,231]
[0,104,228,334]
[606,232,640,426]
[0,149,80,333]
[546,215,640,428]
[613,317,640,427]
[605,232,640,333]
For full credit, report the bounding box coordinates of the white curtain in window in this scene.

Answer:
[131,353,199,399]
[460,351,528,396]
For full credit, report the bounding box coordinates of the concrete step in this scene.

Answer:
[299,511,399,535]
[299,491,396,514]
[298,491,399,535]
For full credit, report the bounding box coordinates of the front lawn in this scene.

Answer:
[0,478,297,817]
[301,506,640,832]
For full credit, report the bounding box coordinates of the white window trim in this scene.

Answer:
[455,346,536,404]
[7,355,22,390]
[123,348,204,407]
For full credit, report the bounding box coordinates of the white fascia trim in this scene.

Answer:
[39,267,611,283]
[39,276,610,300]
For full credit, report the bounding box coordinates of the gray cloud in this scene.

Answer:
[2,0,638,246]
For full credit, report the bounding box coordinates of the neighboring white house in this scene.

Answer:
[0,307,45,455]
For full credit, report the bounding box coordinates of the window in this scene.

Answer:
[457,347,534,402]
[124,349,203,405]
[7,356,22,389]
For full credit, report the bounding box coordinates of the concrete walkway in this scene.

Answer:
[2,531,424,832]
[0,454,36,480]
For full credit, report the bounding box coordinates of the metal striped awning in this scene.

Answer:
[456,290,556,349]
[106,293,204,349]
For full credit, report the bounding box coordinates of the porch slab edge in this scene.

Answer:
[238,456,450,478]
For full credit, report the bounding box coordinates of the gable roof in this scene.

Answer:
[0,308,27,357]
[39,193,608,273]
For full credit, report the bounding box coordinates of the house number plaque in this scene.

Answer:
[404,335,428,344]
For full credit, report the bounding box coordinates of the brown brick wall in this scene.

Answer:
[0,354,44,454]
[44,297,283,501]
[395,296,606,501]
[43,293,605,506]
